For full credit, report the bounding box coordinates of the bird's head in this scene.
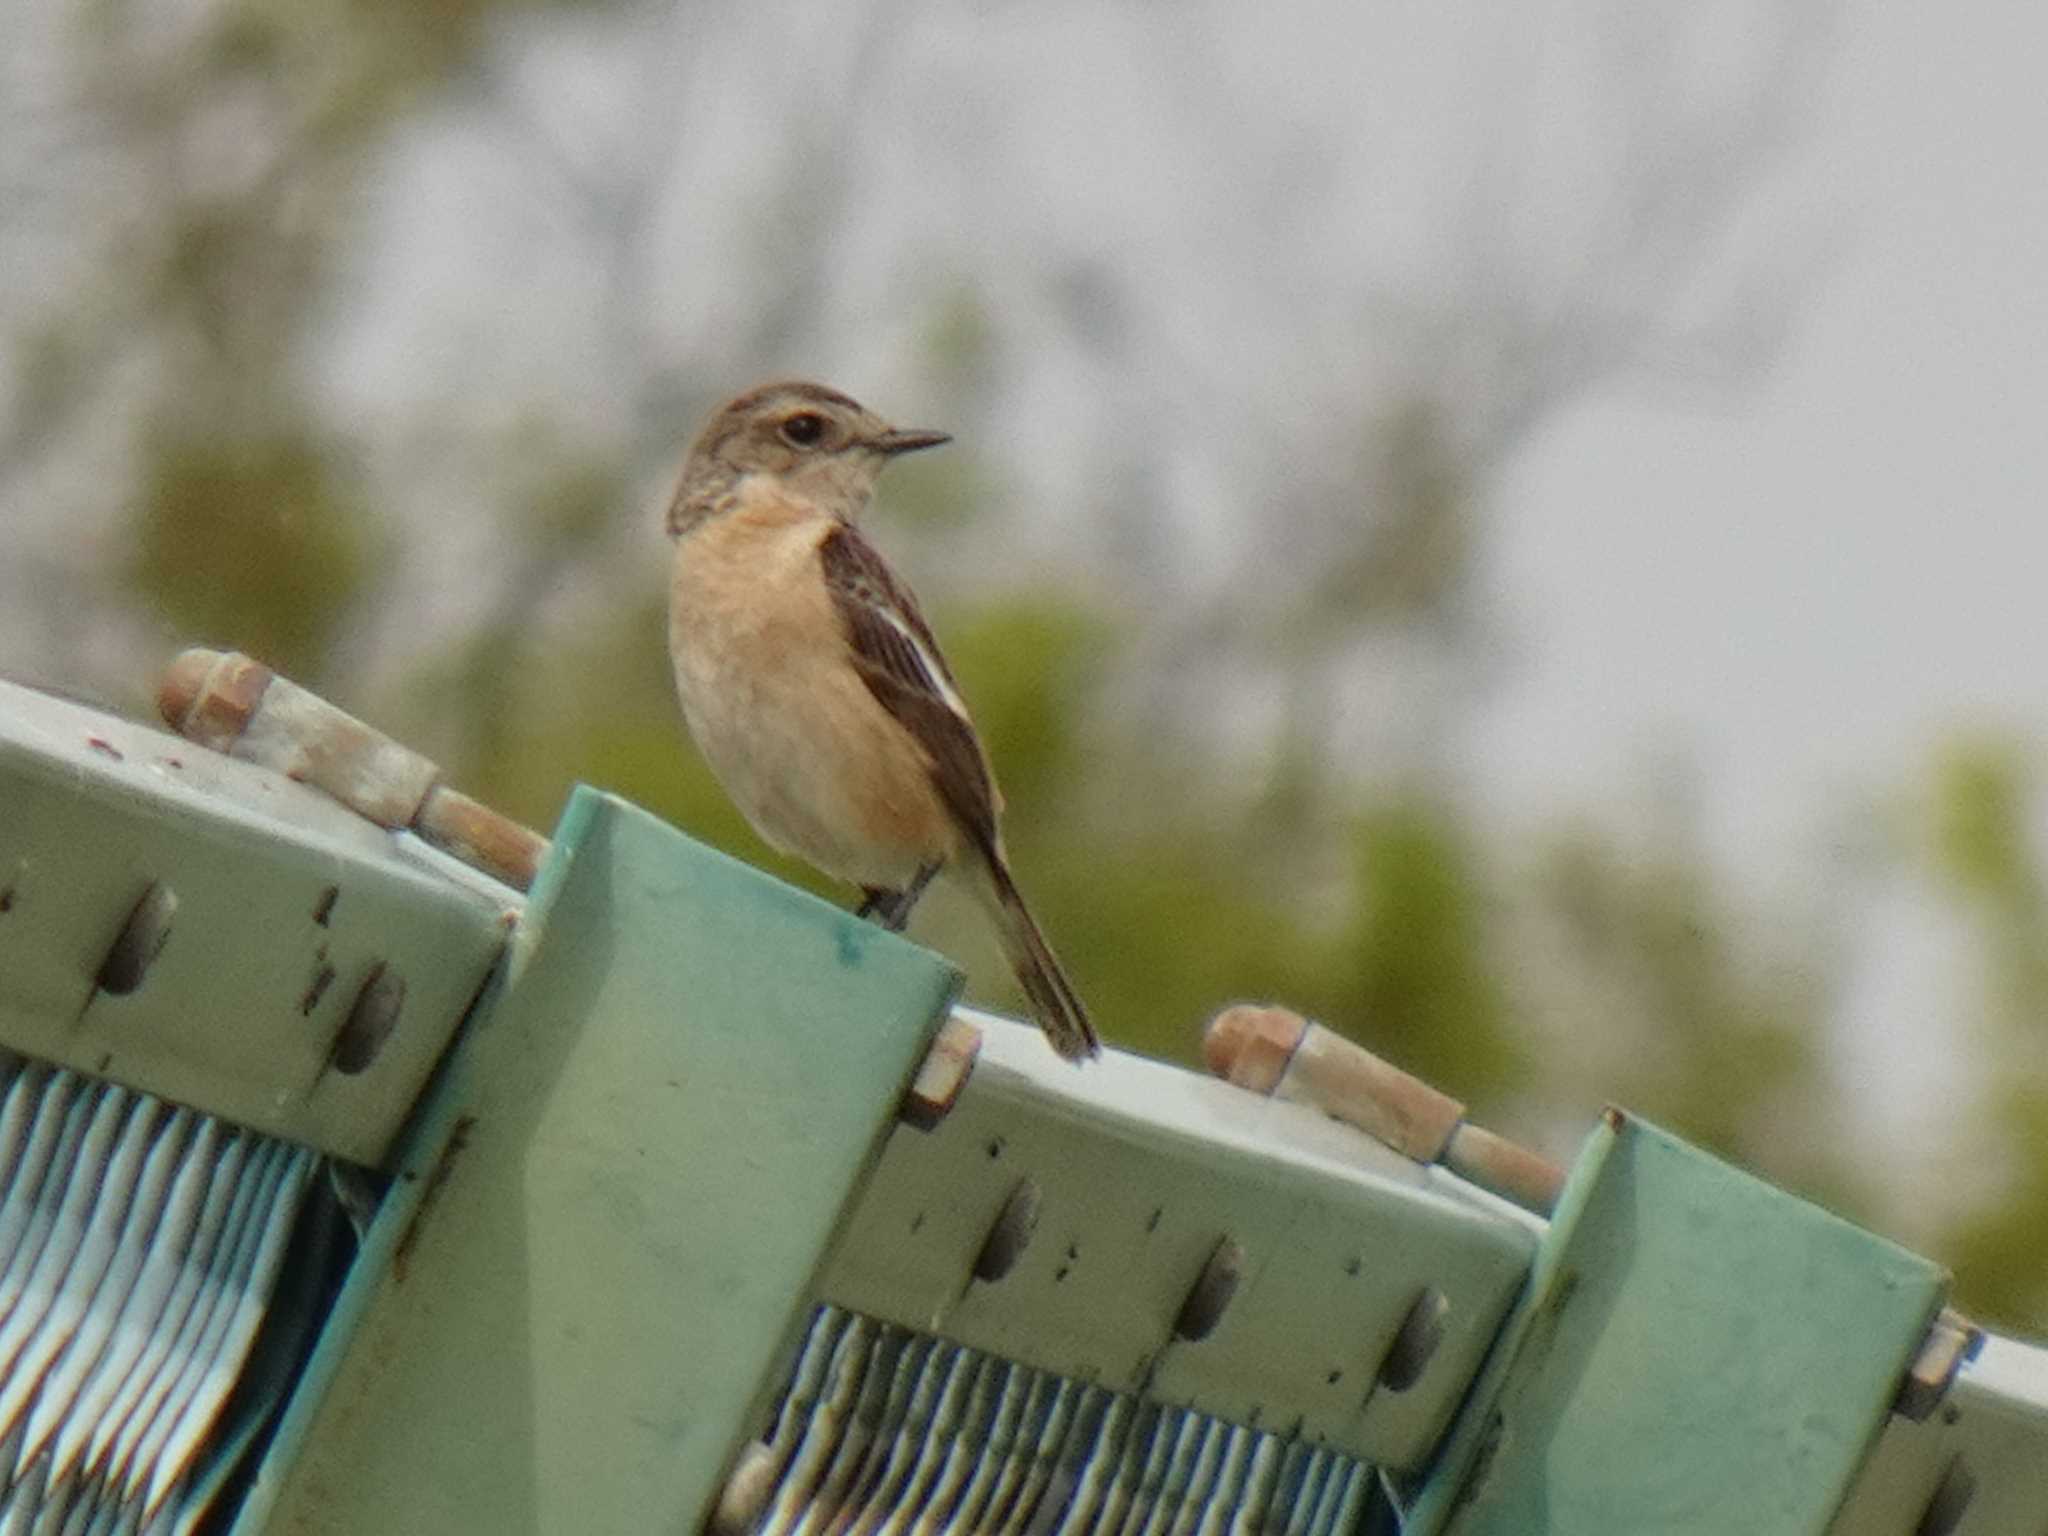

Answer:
[664,380,950,538]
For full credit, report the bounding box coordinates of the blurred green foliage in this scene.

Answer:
[1525,824,1852,1204]
[127,429,383,685]
[1343,804,1518,1099]
[1934,738,2040,909]
[1926,739,2048,1331]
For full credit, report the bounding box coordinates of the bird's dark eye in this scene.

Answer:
[780,412,827,447]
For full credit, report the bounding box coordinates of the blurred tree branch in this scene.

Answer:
[1080,0,1840,816]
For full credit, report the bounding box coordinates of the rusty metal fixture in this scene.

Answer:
[1172,1236,1246,1342]
[415,786,550,892]
[1442,1121,1567,1218]
[1894,1306,1985,1421]
[96,881,178,995]
[1201,1003,1303,1094]
[157,648,550,891]
[160,649,272,757]
[971,1179,1041,1283]
[900,1017,982,1130]
[1204,1004,1566,1216]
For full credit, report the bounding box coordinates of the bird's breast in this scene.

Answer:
[666,509,946,886]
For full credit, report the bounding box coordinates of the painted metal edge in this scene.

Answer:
[237,787,961,1536]
[1406,1110,1948,1536]
[1399,1113,1620,1534]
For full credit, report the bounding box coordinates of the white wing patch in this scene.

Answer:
[876,601,972,722]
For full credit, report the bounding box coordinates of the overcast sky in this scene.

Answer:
[338,0,2048,871]
[1469,0,2046,1173]
[1479,0,2045,870]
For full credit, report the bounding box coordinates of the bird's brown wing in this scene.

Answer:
[818,521,1003,853]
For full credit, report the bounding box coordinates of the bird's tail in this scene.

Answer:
[970,853,1100,1063]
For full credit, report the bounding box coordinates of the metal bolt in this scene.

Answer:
[901,1018,982,1131]
[1895,1307,1983,1421]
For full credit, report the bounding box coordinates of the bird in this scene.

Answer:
[662,380,1100,1062]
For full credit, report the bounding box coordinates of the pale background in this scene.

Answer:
[3,0,2042,1328]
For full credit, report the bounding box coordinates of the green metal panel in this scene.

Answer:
[237,787,960,1536]
[0,679,512,1166]
[817,1011,1540,1472]
[1407,1111,1948,1536]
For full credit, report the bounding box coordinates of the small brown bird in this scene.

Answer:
[662,380,1099,1062]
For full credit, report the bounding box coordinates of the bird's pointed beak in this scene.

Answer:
[870,427,952,456]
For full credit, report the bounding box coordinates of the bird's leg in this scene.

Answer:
[855,863,940,933]
[891,862,939,926]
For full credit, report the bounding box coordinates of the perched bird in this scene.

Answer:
[662,380,1100,1062]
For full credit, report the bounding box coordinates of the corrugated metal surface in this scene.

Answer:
[726,1307,1383,1536]
[0,1055,315,1534]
